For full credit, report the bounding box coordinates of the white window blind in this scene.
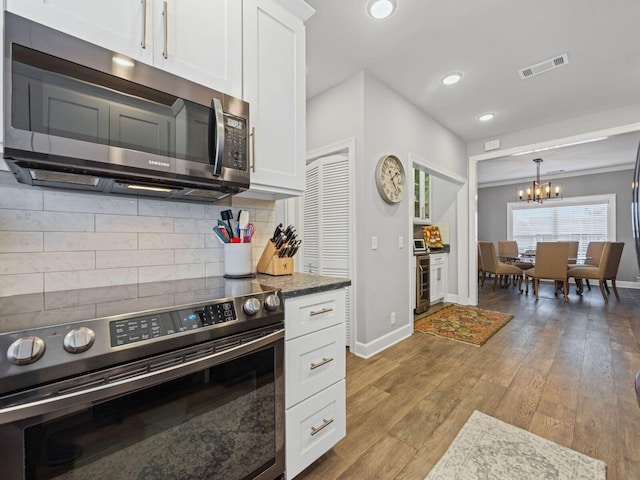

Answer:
[507,194,615,260]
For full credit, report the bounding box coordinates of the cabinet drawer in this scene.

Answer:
[286,323,345,408]
[430,253,445,265]
[286,380,346,479]
[285,290,345,340]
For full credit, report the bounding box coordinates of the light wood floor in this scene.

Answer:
[296,282,640,480]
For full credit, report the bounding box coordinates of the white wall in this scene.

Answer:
[307,71,467,357]
[0,174,276,296]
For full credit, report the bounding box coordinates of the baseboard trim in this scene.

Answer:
[353,323,413,359]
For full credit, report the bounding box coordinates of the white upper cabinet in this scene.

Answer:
[6,0,243,96]
[242,0,313,198]
[152,0,242,97]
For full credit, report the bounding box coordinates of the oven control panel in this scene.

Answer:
[110,301,237,347]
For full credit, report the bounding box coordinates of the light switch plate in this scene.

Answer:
[371,236,378,250]
[398,236,404,249]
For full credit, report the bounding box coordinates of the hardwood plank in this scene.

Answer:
[336,434,416,480]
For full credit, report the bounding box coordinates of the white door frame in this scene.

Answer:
[467,122,640,305]
[293,137,357,350]
[409,153,469,307]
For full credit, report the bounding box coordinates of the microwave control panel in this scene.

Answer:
[223,115,248,171]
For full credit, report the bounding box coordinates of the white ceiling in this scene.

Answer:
[304,0,640,147]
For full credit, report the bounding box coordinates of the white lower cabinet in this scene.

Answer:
[430,253,448,304]
[285,289,346,479]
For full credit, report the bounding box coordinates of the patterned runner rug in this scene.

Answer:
[414,304,513,346]
[425,410,606,479]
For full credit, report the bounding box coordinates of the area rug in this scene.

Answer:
[414,304,513,346]
[425,410,606,480]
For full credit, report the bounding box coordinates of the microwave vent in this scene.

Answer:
[184,189,230,200]
[29,169,100,186]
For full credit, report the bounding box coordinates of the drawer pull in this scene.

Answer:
[310,357,334,370]
[309,307,333,317]
[310,418,334,436]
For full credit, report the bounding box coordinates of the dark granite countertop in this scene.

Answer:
[255,272,351,299]
[0,274,351,333]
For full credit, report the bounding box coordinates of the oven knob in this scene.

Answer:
[7,336,46,365]
[264,294,281,311]
[64,327,96,354]
[243,297,261,315]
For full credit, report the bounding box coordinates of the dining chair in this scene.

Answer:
[568,241,607,291]
[524,242,570,301]
[497,240,534,270]
[568,242,624,303]
[565,241,579,265]
[478,241,523,292]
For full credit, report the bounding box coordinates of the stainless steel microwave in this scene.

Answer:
[3,12,250,202]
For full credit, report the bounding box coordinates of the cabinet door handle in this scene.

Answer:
[310,357,334,370]
[162,1,168,59]
[309,307,333,317]
[250,127,256,173]
[141,0,147,49]
[438,267,441,281]
[310,418,334,436]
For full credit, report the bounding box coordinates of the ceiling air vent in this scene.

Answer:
[518,53,569,80]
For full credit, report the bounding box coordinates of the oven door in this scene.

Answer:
[0,329,284,480]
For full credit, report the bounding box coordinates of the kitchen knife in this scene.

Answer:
[275,233,285,249]
[271,223,283,242]
[288,242,299,257]
[285,227,296,243]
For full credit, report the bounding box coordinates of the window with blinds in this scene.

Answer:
[507,194,616,260]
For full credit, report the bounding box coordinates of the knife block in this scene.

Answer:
[257,241,294,276]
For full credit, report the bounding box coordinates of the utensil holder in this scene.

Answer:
[257,241,293,276]
[224,243,253,277]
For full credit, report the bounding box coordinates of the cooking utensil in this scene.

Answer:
[221,209,234,239]
[237,210,249,237]
[243,223,256,243]
[212,225,229,244]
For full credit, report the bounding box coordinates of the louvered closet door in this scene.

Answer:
[303,154,351,346]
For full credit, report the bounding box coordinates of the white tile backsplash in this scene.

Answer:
[0,183,276,295]
[0,210,94,232]
[96,214,174,233]
[138,198,206,218]
[45,268,139,292]
[0,273,44,297]
[96,249,174,269]
[44,191,137,214]
[45,232,138,251]
[0,252,95,274]
[0,232,44,253]
[138,264,205,283]
[0,187,43,210]
[138,233,204,250]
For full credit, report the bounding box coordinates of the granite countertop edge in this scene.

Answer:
[255,273,351,299]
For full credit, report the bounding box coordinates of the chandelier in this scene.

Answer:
[518,158,560,204]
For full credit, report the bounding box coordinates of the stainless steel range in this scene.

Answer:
[0,277,285,480]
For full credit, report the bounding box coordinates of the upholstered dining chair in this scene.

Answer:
[478,241,523,292]
[524,242,570,301]
[568,241,607,291]
[568,242,624,303]
[498,240,534,270]
[564,241,579,265]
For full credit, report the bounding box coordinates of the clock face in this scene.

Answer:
[375,155,405,204]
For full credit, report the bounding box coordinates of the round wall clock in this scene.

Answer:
[375,154,405,204]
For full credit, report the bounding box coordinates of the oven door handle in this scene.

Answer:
[0,329,283,426]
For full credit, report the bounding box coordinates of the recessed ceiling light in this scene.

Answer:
[477,112,496,122]
[368,0,396,19]
[441,73,463,85]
